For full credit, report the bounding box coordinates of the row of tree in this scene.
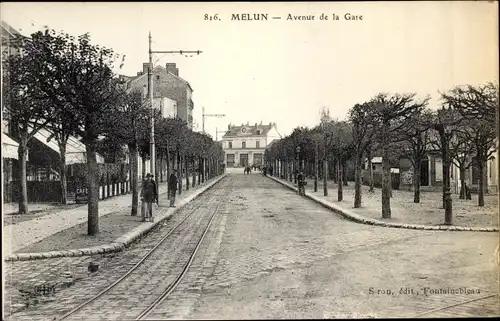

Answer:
[3,28,224,235]
[265,84,498,222]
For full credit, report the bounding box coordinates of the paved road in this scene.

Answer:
[4,173,498,320]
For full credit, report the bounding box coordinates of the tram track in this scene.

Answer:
[56,177,231,321]
[413,294,498,318]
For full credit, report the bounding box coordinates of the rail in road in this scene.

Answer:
[413,294,499,318]
[56,177,231,321]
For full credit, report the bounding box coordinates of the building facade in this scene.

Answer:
[126,63,194,129]
[221,122,281,168]
[365,146,498,195]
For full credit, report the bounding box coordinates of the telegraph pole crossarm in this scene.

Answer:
[152,50,203,54]
[202,106,226,133]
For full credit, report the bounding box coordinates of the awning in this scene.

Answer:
[2,132,19,160]
[33,128,105,164]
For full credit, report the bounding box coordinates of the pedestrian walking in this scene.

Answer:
[168,169,178,207]
[297,171,306,196]
[140,173,158,222]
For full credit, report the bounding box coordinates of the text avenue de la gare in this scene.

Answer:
[230,13,363,21]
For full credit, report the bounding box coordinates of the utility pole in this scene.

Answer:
[202,106,225,133]
[215,127,226,141]
[148,32,155,180]
[147,31,202,184]
[323,131,328,196]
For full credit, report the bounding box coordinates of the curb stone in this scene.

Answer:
[267,175,498,232]
[4,174,228,262]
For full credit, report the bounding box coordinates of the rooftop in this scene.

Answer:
[223,122,276,137]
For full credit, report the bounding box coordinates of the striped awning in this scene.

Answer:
[32,127,105,164]
[2,133,19,159]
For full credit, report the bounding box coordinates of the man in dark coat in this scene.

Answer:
[297,171,306,196]
[141,173,157,221]
[168,170,178,207]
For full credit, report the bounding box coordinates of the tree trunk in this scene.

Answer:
[478,159,485,206]
[198,156,202,185]
[381,133,391,219]
[442,159,450,209]
[342,161,348,186]
[323,158,328,196]
[314,143,319,192]
[17,139,29,214]
[483,164,489,195]
[354,152,362,208]
[185,156,190,191]
[58,143,68,205]
[337,158,343,202]
[177,151,182,195]
[192,157,196,187]
[129,143,139,216]
[413,160,421,203]
[141,156,146,181]
[367,148,374,193]
[201,157,205,183]
[159,149,164,182]
[166,149,171,196]
[459,167,466,199]
[85,142,99,236]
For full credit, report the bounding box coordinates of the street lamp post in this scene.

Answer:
[322,122,329,197]
[443,126,453,225]
[314,140,318,192]
[295,146,301,184]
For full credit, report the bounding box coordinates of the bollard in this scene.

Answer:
[444,189,453,225]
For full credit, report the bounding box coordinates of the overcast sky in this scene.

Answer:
[2,1,498,139]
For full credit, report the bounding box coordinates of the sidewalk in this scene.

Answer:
[3,175,226,259]
[3,203,64,216]
[268,175,498,232]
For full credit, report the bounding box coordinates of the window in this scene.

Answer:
[228,141,233,149]
[242,141,246,149]
[256,141,260,148]
[156,75,160,80]
[257,130,261,135]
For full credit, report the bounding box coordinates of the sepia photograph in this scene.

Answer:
[1,1,499,320]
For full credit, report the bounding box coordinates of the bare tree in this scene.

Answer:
[330,121,354,201]
[429,107,463,209]
[442,83,498,206]
[60,33,124,235]
[348,102,378,208]
[2,31,55,214]
[451,126,476,199]
[400,109,433,203]
[371,93,430,219]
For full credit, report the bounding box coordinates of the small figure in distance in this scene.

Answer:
[168,169,178,207]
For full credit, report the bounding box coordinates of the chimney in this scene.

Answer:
[137,71,143,76]
[228,124,231,130]
[166,63,179,76]
[143,63,149,75]
[254,123,257,127]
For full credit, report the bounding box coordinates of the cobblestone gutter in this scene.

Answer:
[267,175,498,233]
